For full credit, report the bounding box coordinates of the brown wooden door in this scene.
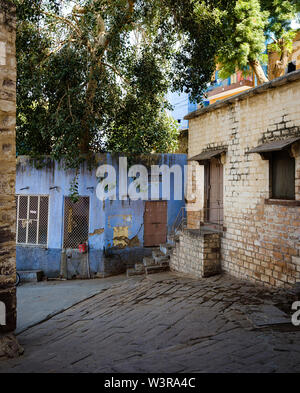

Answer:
[144,201,167,247]
[208,159,223,224]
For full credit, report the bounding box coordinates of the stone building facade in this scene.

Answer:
[174,70,300,288]
[0,1,21,358]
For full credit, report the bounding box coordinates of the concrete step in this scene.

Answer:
[145,265,170,275]
[134,263,145,272]
[152,250,170,264]
[152,249,164,259]
[127,268,145,277]
[154,256,170,265]
[167,234,179,244]
[143,257,157,267]
[160,243,174,255]
[160,260,170,267]
[17,270,43,283]
[174,234,180,243]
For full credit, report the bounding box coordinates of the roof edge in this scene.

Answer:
[185,69,300,121]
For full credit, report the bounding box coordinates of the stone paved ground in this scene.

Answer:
[16,275,129,333]
[1,272,300,373]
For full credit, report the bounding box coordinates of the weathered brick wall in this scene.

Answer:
[170,230,221,278]
[0,0,16,334]
[187,73,300,288]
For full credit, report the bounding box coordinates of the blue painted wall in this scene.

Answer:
[16,153,187,277]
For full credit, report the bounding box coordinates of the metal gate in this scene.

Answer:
[144,201,167,247]
[63,197,90,249]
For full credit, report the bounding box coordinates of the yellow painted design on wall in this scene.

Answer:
[113,226,129,248]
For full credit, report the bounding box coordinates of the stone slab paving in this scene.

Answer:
[1,272,300,373]
[16,275,131,334]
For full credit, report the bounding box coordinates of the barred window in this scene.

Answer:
[16,195,49,246]
[63,197,89,249]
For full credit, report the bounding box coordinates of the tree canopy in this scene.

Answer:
[16,0,242,166]
[193,0,300,83]
[15,0,298,167]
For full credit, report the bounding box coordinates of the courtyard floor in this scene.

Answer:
[16,275,129,334]
[1,272,300,373]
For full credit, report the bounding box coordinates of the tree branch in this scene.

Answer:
[42,11,82,38]
[100,61,130,84]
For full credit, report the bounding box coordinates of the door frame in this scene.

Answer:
[204,158,224,226]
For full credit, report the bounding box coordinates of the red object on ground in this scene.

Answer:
[79,243,87,253]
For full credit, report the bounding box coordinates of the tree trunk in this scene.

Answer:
[80,76,97,154]
[273,47,289,79]
[249,59,269,85]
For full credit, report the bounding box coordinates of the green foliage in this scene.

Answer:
[192,0,299,81]
[218,0,268,78]
[69,175,80,204]
[165,0,236,101]
[261,0,298,38]
[268,30,296,54]
[18,0,295,165]
[15,0,181,167]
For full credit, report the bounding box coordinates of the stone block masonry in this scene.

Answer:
[185,70,300,288]
[0,1,22,358]
[170,230,221,278]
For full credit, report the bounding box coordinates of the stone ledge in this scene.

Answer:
[264,199,300,207]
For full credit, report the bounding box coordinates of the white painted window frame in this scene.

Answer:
[16,194,50,247]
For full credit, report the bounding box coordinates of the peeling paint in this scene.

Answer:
[89,228,104,236]
[128,235,140,248]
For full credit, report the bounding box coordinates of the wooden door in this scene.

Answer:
[144,201,167,247]
[208,159,223,224]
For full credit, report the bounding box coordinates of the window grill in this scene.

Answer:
[63,197,89,249]
[16,195,49,246]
